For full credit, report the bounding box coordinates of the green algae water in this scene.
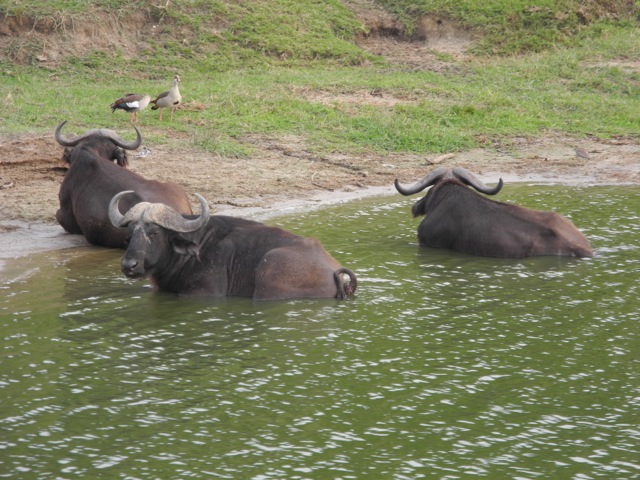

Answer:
[1,185,638,479]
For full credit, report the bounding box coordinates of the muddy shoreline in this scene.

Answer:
[1,131,638,264]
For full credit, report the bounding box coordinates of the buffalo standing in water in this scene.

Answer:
[394,167,592,258]
[108,191,357,300]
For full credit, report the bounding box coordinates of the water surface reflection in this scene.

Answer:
[1,185,638,478]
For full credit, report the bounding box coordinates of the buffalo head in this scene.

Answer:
[395,167,503,218]
[109,190,210,278]
[55,120,142,167]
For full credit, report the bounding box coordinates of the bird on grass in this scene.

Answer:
[151,75,182,121]
[110,93,151,125]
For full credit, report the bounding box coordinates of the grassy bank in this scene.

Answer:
[1,1,638,158]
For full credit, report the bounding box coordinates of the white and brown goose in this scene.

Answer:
[151,75,182,121]
[110,93,151,125]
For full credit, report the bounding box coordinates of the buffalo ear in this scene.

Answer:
[172,235,200,258]
[62,148,73,164]
[114,149,129,168]
[411,196,428,217]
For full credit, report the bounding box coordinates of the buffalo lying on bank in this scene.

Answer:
[55,121,192,248]
[394,167,592,258]
[108,191,358,300]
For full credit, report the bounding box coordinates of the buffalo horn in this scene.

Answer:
[141,194,210,233]
[109,192,210,233]
[55,120,142,150]
[108,190,136,227]
[108,191,154,228]
[394,167,449,196]
[110,126,142,151]
[452,167,503,195]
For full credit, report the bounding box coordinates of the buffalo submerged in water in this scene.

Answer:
[108,191,357,300]
[394,167,593,258]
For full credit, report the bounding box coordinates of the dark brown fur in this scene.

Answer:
[56,134,192,248]
[402,177,592,258]
[119,214,357,300]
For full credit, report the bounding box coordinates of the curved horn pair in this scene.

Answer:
[394,167,503,196]
[109,191,210,233]
[55,120,142,150]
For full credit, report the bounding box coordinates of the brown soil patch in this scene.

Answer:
[347,0,474,73]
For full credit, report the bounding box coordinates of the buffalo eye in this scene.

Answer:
[146,225,161,239]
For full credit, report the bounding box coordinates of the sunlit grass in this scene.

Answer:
[0,3,638,157]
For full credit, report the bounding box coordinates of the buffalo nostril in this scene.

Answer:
[121,257,138,272]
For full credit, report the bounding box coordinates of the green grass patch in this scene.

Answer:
[0,0,373,69]
[1,2,638,157]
